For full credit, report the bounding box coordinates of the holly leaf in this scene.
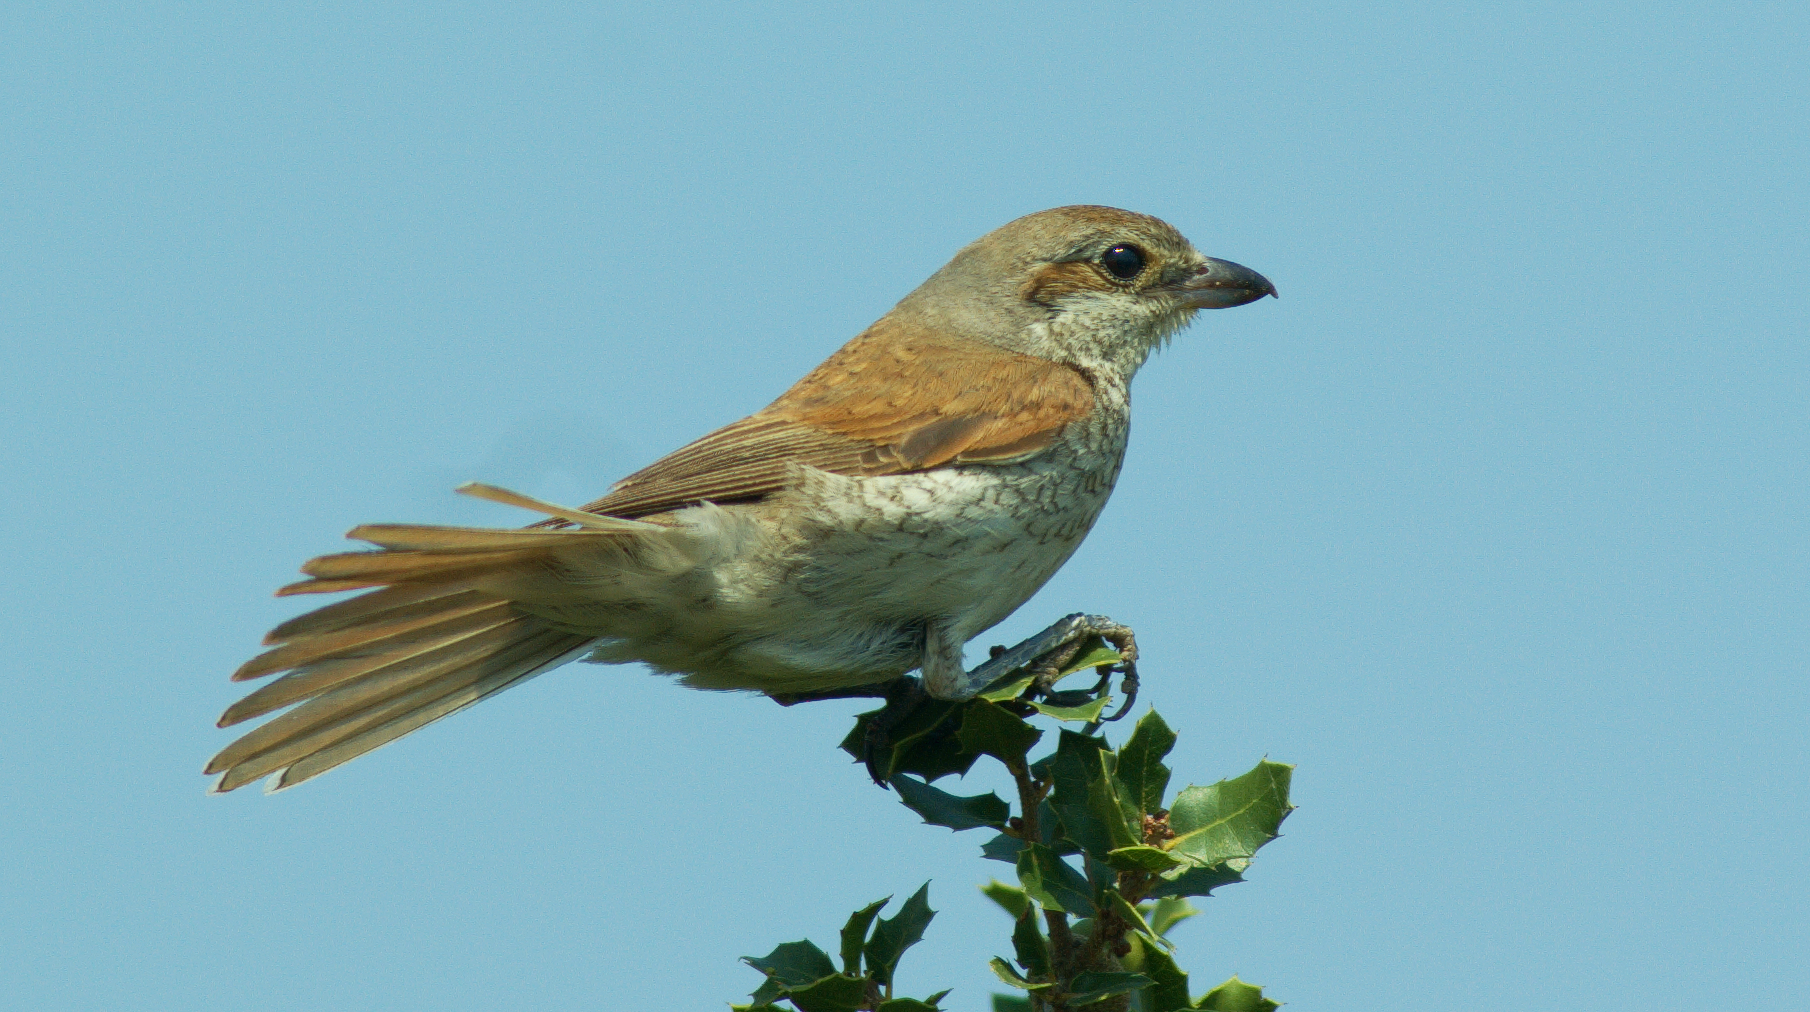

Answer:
[1120,935,1190,1012]
[1016,843,1093,915]
[981,879,1030,919]
[990,997,1034,1012]
[957,700,1044,766]
[743,940,838,988]
[1147,897,1200,937]
[892,775,1010,832]
[1114,710,1176,816]
[749,977,786,1007]
[1195,976,1279,1011]
[1048,732,1116,858]
[1050,731,1140,859]
[782,972,869,1012]
[839,897,889,976]
[1065,971,1153,1006]
[1011,908,1051,977]
[1144,863,1247,900]
[863,882,934,988]
[1105,845,1184,873]
[1029,695,1111,723]
[988,956,1053,992]
[841,699,973,782]
[1106,887,1169,951]
[982,800,1074,864]
[981,833,1026,865]
[877,997,947,1012]
[1164,761,1293,869]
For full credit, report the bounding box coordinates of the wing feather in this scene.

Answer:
[553,322,1095,521]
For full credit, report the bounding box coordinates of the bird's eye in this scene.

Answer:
[1101,243,1146,280]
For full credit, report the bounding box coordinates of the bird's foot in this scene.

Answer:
[968,613,1139,724]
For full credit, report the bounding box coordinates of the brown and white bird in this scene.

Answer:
[206,205,1275,793]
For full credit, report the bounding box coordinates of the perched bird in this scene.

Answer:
[206,205,1274,793]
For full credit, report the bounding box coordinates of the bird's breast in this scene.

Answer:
[771,402,1131,626]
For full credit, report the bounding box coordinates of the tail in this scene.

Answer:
[206,484,661,793]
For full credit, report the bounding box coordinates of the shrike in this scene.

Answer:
[207,205,1275,792]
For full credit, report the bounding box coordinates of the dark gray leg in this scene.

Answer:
[957,612,1138,701]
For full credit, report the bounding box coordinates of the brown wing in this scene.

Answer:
[560,320,1096,521]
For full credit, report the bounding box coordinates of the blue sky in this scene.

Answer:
[4,4,1805,1009]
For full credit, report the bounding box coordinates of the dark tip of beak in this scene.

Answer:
[1177,257,1277,309]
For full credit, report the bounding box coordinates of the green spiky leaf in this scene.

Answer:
[877,996,946,1012]
[1147,897,1200,937]
[863,882,935,988]
[982,800,1075,864]
[1164,761,1293,868]
[1195,976,1279,1011]
[1114,710,1176,816]
[892,775,1010,832]
[1029,695,1112,723]
[957,700,1044,765]
[1066,971,1153,1006]
[990,997,1034,1012]
[1048,731,1115,858]
[981,879,1030,919]
[1016,843,1094,915]
[743,940,838,989]
[1120,935,1190,1012]
[839,897,889,976]
[1106,845,1185,872]
[1106,887,1170,951]
[1145,863,1247,900]
[782,972,869,1012]
[989,956,1053,992]
[841,698,972,782]
[1049,731,1140,860]
[1011,908,1051,977]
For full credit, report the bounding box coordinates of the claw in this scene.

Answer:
[1101,662,1139,722]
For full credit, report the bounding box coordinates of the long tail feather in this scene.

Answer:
[454,482,662,532]
[265,584,482,644]
[208,494,656,792]
[269,635,596,791]
[232,597,511,682]
[219,611,526,725]
[300,547,541,583]
[212,626,587,792]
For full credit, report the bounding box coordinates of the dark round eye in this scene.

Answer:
[1101,243,1146,280]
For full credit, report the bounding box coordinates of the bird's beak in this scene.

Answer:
[1166,257,1277,309]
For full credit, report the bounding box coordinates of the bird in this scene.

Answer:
[205,205,1275,793]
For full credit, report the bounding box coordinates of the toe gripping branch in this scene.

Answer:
[772,612,1141,786]
[968,612,1139,724]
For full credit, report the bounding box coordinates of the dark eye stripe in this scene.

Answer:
[1101,243,1145,280]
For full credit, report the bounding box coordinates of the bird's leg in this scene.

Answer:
[958,613,1140,718]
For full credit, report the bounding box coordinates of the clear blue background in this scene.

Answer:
[4,4,1805,1009]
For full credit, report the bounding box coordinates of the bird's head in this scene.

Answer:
[892,205,1275,376]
